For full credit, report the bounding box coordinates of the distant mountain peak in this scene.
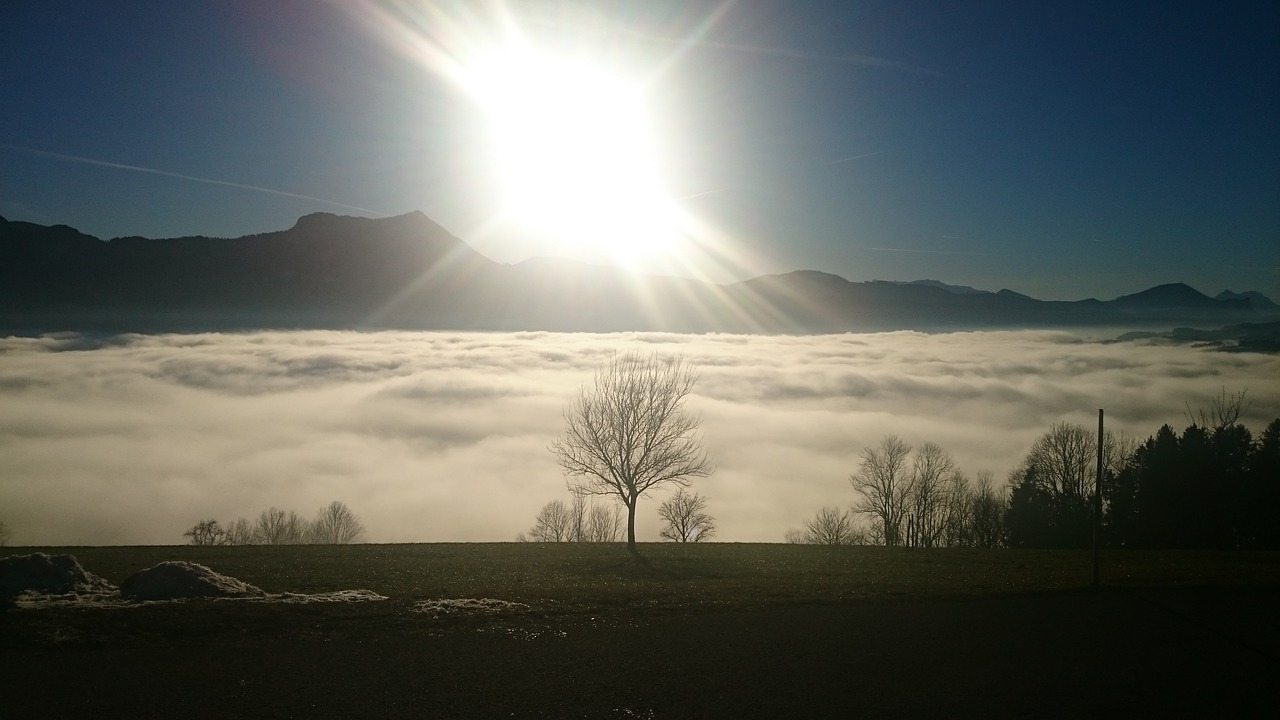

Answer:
[1112,282,1214,307]
[1217,289,1278,310]
[996,288,1035,301]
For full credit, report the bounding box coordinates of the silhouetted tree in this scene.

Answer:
[1007,422,1135,548]
[967,471,1007,549]
[1122,425,1185,547]
[309,501,366,544]
[585,502,624,542]
[850,435,912,546]
[658,489,717,542]
[801,506,861,545]
[183,519,227,546]
[255,506,306,545]
[1006,464,1062,548]
[520,497,624,542]
[1110,411,1278,549]
[907,442,957,547]
[524,499,575,542]
[567,495,588,542]
[1244,419,1280,548]
[550,352,713,554]
[224,517,256,545]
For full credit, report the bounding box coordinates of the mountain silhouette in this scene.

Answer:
[1112,283,1242,309]
[1,212,1274,333]
[1216,289,1278,311]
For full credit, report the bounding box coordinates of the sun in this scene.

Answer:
[464,44,682,266]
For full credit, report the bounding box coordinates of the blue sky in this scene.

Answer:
[2,0,1276,300]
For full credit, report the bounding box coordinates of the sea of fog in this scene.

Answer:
[2,329,1277,546]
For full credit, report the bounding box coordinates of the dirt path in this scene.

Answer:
[5,586,1278,718]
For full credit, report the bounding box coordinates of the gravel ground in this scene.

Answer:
[4,585,1278,719]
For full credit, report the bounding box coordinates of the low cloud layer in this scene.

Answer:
[2,330,1277,545]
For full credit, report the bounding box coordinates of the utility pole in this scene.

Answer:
[1093,409,1104,587]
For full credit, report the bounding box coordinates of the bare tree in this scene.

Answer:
[585,503,624,542]
[525,499,575,542]
[658,489,717,542]
[566,495,590,542]
[783,527,808,544]
[310,501,367,544]
[1024,422,1096,511]
[908,442,957,547]
[550,351,713,554]
[255,506,306,545]
[850,435,913,546]
[802,506,861,545]
[0,520,12,546]
[1185,387,1250,433]
[522,497,625,542]
[968,471,1006,549]
[224,517,257,545]
[183,519,227,546]
[933,471,971,548]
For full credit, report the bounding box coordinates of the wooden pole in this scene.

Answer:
[1093,409,1104,587]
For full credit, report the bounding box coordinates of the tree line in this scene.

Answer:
[786,389,1278,551]
[184,501,366,545]
[786,437,1006,548]
[1013,391,1280,550]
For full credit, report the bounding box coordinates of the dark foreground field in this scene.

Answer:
[4,544,1279,719]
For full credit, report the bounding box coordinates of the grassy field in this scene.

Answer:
[10,542,1280,609]
[6,543,1280,718]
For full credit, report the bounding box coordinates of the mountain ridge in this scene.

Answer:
[1,212,1273,333]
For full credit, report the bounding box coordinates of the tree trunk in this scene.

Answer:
[626,494,638,555]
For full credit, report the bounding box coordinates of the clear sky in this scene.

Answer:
[2,0,1277,300]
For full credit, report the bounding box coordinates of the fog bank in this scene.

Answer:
[2,330,1277,545]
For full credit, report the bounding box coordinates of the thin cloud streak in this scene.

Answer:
[0,331,1275,546]
[828,151,885,165]
[0,144,386,218]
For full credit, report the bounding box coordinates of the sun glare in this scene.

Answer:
[465,45,682,266]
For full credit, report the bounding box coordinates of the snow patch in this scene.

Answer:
[270,589,388,604]
[13,588,388,609]
[121,561,265,600]
[1,553,117,601]
[4,555,386,608]
[411,598,531,619]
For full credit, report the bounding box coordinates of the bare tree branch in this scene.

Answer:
[1185,387,1251,434]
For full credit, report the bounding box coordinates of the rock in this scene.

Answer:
[120,561,265,601]
[0,552,118,600]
